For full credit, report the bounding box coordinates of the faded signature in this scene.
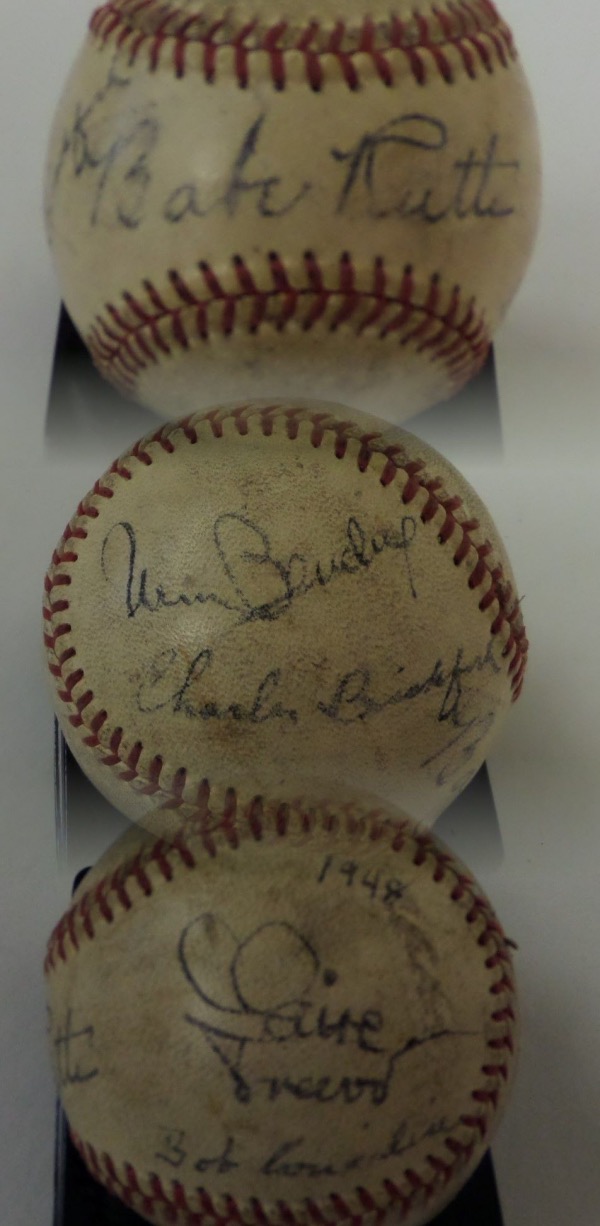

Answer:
[99,507,501,791]
[128,638,500,756]
[178,915,473,1108]
[46,62,159,232]
[164,113,312,222]
[48,1007,99,1089]
[332,114,519,220]
[317,638,500,725]
[48,59,521,232]
[155,1115,462,1179]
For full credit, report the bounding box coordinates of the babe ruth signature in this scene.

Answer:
[46,60,520,233]
[177,915,474,1109]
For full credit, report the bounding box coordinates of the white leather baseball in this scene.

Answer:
[43,400,527,827]
[44,0,540,420]
[45,799,518,1226]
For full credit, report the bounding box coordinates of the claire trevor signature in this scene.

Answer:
[47,58,521,232]
[178,916,473,1109]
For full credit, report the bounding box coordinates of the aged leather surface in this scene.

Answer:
[43,401,527,827]
[46,799,518,1225]
[44,0,541,419]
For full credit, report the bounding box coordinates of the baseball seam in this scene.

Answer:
[46,807,516,1225]
[43,406,527,811]
[90,0,516,89]
[86,255,490,401]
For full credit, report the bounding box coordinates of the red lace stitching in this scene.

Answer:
[89,0,516,89]
[48,807,516,1225]
[86,257,490,401]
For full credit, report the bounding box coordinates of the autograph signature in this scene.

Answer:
[100,511,418,624]
[155,1115,462,1179]
[129,637,500,750]
[100,506,501,774]
[47,59,521,232]
[48,1007,99,1089]
[46,63,159,232]
[178,915,473,1108]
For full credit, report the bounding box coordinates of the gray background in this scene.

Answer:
[1,2,599,1222]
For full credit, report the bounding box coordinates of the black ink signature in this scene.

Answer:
[179,915,473,1108]
[46,62,158,231]
[332,114,519,221]
[261,1116,461,1178]
[421,707,498,794]
[318,638,501,727]
[155,1128,187,1170]
[155,1130,239,1174]
[50,87,521,234]
[101,511,418,624]
[131,637,498,738]
[102,510,500,762]
[164,114,312,222]
[101,520,238,620]
[49,1007,99,1088]
[155,1116,460,1180]
[136,648,298,725]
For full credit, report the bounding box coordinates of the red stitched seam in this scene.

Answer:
[86,256,490,399]
[51,810,516,1223]
[89,0,517,89]
[43,407,527,821]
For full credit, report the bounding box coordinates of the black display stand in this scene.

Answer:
[50,311,507,1225]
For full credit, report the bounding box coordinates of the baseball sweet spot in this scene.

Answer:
[44,0,541,420]
[43,401,527,827]
[45,800,519,1226]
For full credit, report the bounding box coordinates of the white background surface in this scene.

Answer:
[1,2,599,1223]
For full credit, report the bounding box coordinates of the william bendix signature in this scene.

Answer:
[101,511,418,624]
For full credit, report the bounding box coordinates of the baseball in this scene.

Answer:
[45,798,519,1226]
[44,0,540,420]
[43,400,527,826]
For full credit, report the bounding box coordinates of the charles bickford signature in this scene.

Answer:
[178,914,475,1110]
[46,58,521,233]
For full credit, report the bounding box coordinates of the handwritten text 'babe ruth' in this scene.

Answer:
[47,63,520,233]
